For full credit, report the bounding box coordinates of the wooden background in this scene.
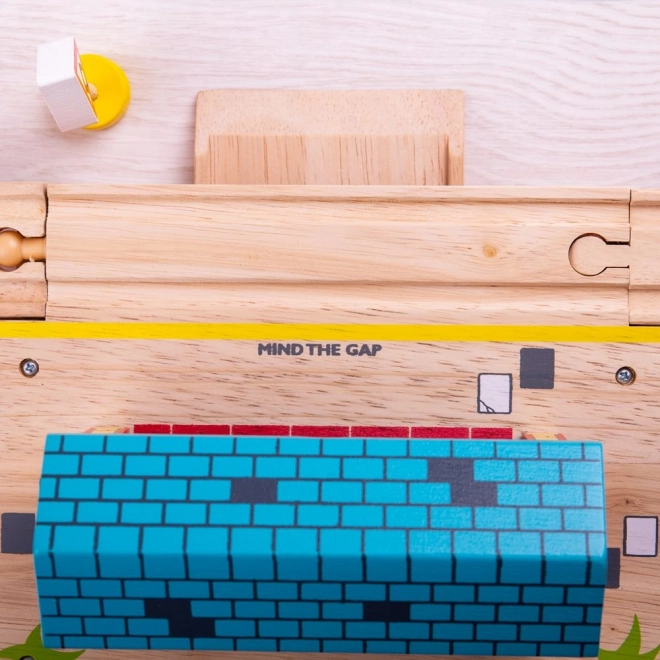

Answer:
[1,0,660,186]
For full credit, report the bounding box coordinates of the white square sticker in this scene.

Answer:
[624,516,658,556]
[477,373,512,414]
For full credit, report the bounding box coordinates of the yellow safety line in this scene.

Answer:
[0,322,658,342]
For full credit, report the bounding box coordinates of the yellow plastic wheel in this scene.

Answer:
[80,53,131,130]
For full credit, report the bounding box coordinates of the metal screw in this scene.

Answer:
[19,358,39,378]
[20,656,35,660]
[615,366,635,385]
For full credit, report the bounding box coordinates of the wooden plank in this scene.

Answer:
[194,90,464,185]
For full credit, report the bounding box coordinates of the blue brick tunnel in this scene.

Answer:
[34,435,607,655]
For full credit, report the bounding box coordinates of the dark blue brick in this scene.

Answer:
[434,585,475,602]
[367,641,407,653]
[282,640,320,652]
[191,600,231,617]
[540,643,583,656]
[390,584,430,601]
[497,643,539,655]
[324,640,364,652]
[41,617,82,635]
[280,602,319,619]
[80,579,121,597]
[499,605,540,622]
[151,638,191,650]
[342,582,386,602]
[103,599,144,616]
[477,623,518,641]
[259,620,300,637]
[521,624,562,642]
[523,586,565,604]
[128,618,169,636]
[455,642,494,654]
[302,582,342,600]
[479,586,520,603]
[411,642,451,654]
[256,582,298,600]
[59,598,101,616]
[193,639,234,650]
[433,623,474,640]
[124,581,166,598]
[214,581,254,599]
[455,604,495,621]
[346,622,386,639]
[62,636,105,649]
[168,581,210,598]
[237,639,277,651]
[303,621,343,638]
[85,618,126,635]
[106,637,148,649]
[410,604,451,621]
[235,601,276,618]
[323,603,363,619]
[390,623,430,639]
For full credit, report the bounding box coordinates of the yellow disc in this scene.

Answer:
[80,54,131,130]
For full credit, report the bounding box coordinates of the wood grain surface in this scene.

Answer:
[1,1,660,185]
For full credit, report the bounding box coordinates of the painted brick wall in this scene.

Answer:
[34,435,606,656]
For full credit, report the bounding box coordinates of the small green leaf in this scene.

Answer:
[600,615,660,660]
[0,625,85,660]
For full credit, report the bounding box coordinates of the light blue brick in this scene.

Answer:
[304,621,343,638]
[34,547,53,578]
[62,637,104,649]
[499,531,541,555]
[323,438,363,456]
[280,602,319,619]
[59,598,101,616]
[39,478,57,499]
[411,642,450,654]
[322,481,362,503]
[169,580,210,598]
[121,502,162,524]
[523,586,565,603]
[386,505,427,528]
[80,579,121,597]
[42,617,82,635]
[209,503,250,524]
[410,483,450,504]
[216,619,255,637]
[301,582,342,600]
[103,599,144,616]
[299,504,338,526]
[257,456,297,478]
[564,509,606,531]
[147,479,187,500]
[102,478,143,499]
[411,604,451,621]
[366,481,406,503]
[123,580,166,597]
[237,639,276,651]
[191,600,231,617]
[128,618,169,636]
[410,531,452,582]
[193,639,233,650]
[42,454,79,475]
[189,479,231,501]
[187,527,229,579]
[343,457,383,479]
[275,528,318,580]
[45,435,62,452]
[496,442,538,458]
[365,530,407,581]
[38,579,79,597]
[149,435,190,453]
[366,439,407,456]
[39,598,58,615]
[77,502,118,523]
[454,441,495,458]
[166,502,206,524]
[542,484,584,506]
[85,618,125,635]
[542,606,585,623]
[498,484,539,506]
[300,457,340,478]
[541,442,583,459]
[107,637,149,649]
[346,622,386,639]
[520,508,561,530]
[434,585,475,602]
[280,438,320,455]
[541,643,583,656]
[387,458,427,480]
[391,584,431,601]
[390,623,429,639]
[567,587,604,605]
[431,506,472,528]
[192,436,233,454]
[322,529,363,581]
[214,581,254,599]
[343,505,382,527]
[518,460,560,482]
[474,459,516,481]
[97,526,141,578]
[521,624,562,641]
[236,601,276,618]
[545,532,587,554]
[142,527,185,578]
[282,640,320,652]
[38,502,74,523]
[455,530,496,553]
[256,582,298,599]
[500,605,540,621]
[455,604,495,621]
[232,528,274,579]
[433,623,473,640]
[106,435,147,453]
[63,435,104,453]
[345,583,385,601]
[410,440,451,457]
[587,485,604,507]
[477,624,519,641]
[260,620,300,638]
[169,455,209,476]
[587,606,603,623]
[479,586,521,603]
[212,456,253,477]
[278,480,318,502]
[125,455,166,476]
[236,436,277,454]
[52,526,96,577]
[59,477,99,499]
[475,507,517,529]
[368,641,408,653]
[584,444,602,460]
[497,643,539,655]
[455,642,494,654]
[81,454,122,476]
[151,638,190,650]
[254,503,295,526]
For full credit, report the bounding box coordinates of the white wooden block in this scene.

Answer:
[37,37,97,132]
[477,373,512,414]
[624,516,658,556]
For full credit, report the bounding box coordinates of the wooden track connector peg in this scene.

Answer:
[568,233,630,277]
[0,230,46,271]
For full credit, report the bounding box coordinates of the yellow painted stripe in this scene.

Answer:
[0,322,659,342]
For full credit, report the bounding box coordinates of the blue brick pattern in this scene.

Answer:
[34,435,606,656]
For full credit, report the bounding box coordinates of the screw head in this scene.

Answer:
[615,366,635,385]
[19,358,39,378]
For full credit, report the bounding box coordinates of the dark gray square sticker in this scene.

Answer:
[520,348,555,389]
[1,512,35,554]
